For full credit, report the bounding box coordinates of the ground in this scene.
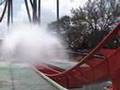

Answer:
[0,62,65,90]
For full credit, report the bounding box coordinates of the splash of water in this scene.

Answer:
[1,24,68,64]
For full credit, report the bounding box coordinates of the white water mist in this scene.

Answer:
[1,24,69,64]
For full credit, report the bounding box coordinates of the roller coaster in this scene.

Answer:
[0,0,59,25]
[0,0,120,90]
[35,23,120,90]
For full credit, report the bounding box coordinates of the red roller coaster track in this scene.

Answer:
[35,23,120,90]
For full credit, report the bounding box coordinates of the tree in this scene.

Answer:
[48,15,85,51]
[48,0,120,50]
[48,15,71,33]
[71,0,120,48]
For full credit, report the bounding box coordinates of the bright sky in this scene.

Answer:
[40,0,87,24]
[0,0,88,25]
[15,0,88,24]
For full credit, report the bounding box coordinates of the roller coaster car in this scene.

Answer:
[35,23,120,90]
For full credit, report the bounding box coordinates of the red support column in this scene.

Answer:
[112,70,120,90]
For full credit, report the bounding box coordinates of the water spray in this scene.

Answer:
[1,24,69,65]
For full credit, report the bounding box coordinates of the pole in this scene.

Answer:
[57,0,60,31]
[38,0,41,24]
[24,0,32,22]
[33,0,37,23]
[10,0,13,23]
[7,0,11,26]
[57,0,59,22]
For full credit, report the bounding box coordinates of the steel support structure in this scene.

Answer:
[36,23,120,89]
[0,0,60,26]
[56,0,60,31]
[0,0,13,26]
[0,0,42,25]
[7,0,13,26]
[24,0,41,24]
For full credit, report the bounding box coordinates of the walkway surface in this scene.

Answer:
[0,62,66,90]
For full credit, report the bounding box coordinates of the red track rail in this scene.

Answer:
[35,23,120,90]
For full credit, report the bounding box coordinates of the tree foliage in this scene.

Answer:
[48,0,120,51]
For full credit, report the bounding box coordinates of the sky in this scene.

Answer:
[0,0,88,26]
